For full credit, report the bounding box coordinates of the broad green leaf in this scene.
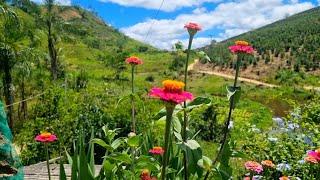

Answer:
[187,97,212,110]
[185,140,201,150]
[197,156,212,171]
[128,135,139,147]
[172,115,181,133]
[226,86,241,107]
[107,153,132,164]
[111,138,124,150]
[174,132,182,141]
[91,138,114,152]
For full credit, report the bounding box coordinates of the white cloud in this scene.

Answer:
[121,0,314,49]
[31,0,71,6]
[99,0,222,12]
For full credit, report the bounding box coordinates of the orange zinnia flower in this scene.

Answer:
[261,160,275,168]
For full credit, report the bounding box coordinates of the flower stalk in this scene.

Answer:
[45,143,51,180]
[126,56,143,133]
[161,104,175,180]
[205,41,253,179]
[182,22,201,180]
[131,65,136,133]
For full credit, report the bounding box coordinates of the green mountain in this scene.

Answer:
[202,7,320,85]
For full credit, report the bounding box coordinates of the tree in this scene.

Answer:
[0,2,19,129]
[45,0,59,80]
[14,48,33,120]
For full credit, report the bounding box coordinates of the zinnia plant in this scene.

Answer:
[35,132,57,180]
[205,40,254,179]
[182,22,201,180]
[150,80,193,180]
[126,56,143,133]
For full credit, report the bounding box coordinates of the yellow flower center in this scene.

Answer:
[41,132,52,138]
[235,40,249,46]
[153,146,163,150]
[141,169,150,175]
[163,80,185,92]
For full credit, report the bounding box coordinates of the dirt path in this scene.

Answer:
[188,60,320,90]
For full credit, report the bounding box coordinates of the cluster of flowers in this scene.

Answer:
[244,160,289,180]
[304,148,320,164]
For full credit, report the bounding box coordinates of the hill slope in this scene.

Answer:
[202,7,320,85]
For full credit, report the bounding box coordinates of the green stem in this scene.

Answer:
[161,105,175,180]
[204,54,242,179]
[184,34,194,91]
[131,147,135,175]
[45,143,51,180]
[131,65,136,133]
[182,33,194,180]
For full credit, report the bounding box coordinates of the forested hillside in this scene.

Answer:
[202,7,320,84]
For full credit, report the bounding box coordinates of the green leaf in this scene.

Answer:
[135,156,160,172]
[59,160,67,180]
[226,86,241,107]
[128,135,139,147]
[185,140,201,150]
[172,115,181,133]
[91,138,114,152]
[174,132,182,141]
[111,138,124,150]
[79,136,94,180]
[187,97,211,110]
[197,156,212,171]
[107,153,132,164]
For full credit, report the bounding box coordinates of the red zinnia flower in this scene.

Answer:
[229,40,254,54]
[35,132,57,143]
[149,80,193,104]
[184,22,201,35]
[149,146,164,155]
[126,56,143,65]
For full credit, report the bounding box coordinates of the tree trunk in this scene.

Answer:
[3,67,14,130]
[47,18,58,80]
[19,81,27,120]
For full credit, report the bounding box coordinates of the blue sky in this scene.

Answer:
[32,0,320,49]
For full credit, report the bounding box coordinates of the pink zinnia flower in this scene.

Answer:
[244,161,263,174]
[126,56,143,65]
[150,80,193,104]
[229,40,254,54]
[35,132,57,143]
[149,146,164,155]
[184,22,201,35]
[305,149,320,163]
